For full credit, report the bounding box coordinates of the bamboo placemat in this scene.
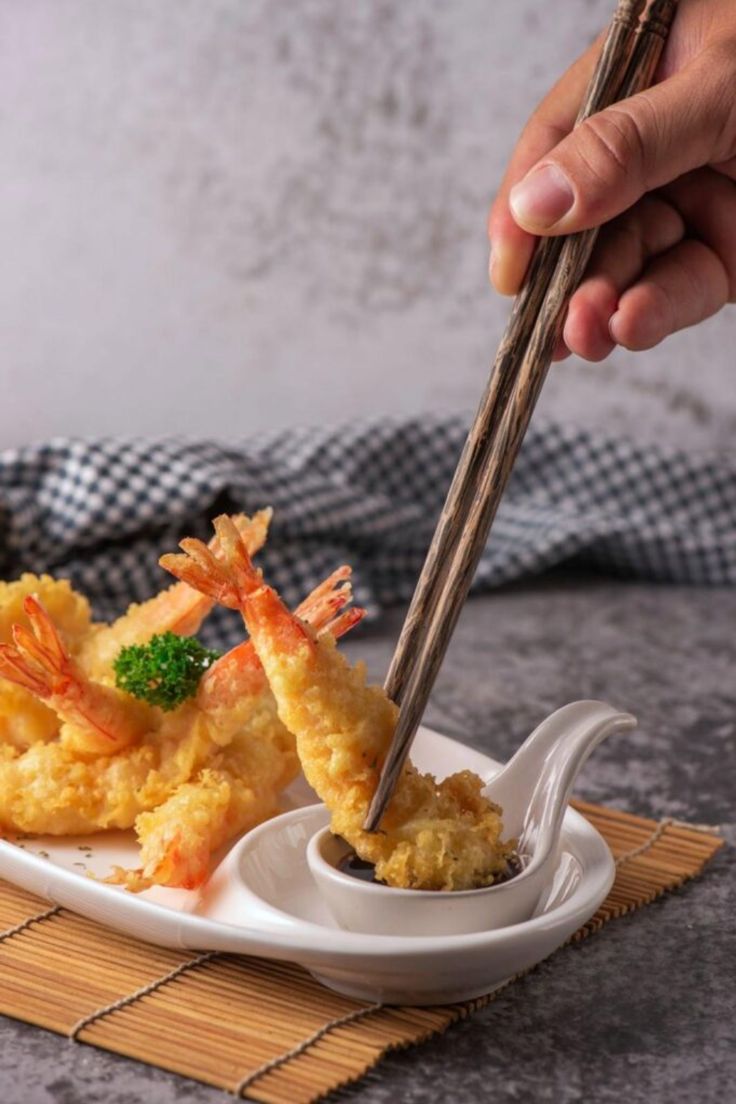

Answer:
[0,803,723,1103]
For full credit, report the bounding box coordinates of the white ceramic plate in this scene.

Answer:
[0,727,614,1004]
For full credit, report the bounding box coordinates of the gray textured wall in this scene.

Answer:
[1,0,733,450]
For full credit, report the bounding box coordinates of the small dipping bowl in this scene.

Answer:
[307,700,635,937]
[307,830,535,936]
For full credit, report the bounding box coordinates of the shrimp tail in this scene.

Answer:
[323,606,366,640]
[1,596,75,699]
[0,644,49,695]
[161,515,263,610]
[296,566,356,635]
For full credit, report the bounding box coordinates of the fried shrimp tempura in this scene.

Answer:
[0,532,363,890]
[162,517,512,892]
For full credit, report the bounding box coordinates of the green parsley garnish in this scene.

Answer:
[113,632,220,711]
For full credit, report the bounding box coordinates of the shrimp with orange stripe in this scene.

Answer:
[161,515,512,892]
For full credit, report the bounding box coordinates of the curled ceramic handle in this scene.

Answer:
[484,701,636,857]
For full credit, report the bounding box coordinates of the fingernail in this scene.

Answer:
[488,240,525,296]
[510,164,574,230]
[609,310,623,344]
[488,245,495,284]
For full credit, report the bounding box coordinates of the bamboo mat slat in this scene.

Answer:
[0,803,724,1103]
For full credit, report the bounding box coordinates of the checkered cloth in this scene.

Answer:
[1,417,734,648]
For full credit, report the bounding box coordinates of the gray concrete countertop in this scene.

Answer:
[1,575,734,1103]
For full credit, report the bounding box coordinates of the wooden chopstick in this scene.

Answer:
[381,0,648,710]
[365,0,678,832]
[382,0,647,714]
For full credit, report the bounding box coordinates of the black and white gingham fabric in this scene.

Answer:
[1,417,734,649]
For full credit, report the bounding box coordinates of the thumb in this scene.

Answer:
[508,56,735,235]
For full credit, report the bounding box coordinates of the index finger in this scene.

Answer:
[489,36,602,296]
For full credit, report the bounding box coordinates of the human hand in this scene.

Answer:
[488,0,736,361]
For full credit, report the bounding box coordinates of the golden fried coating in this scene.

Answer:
[127,714,297,890]
[0,574,92,646]
[0,707,216,835]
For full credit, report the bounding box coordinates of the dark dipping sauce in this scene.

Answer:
[337,852,384,884]
[337,849,525,888]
